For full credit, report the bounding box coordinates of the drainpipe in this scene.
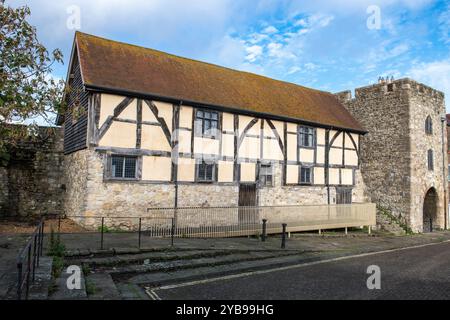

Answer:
[441,116,448,229]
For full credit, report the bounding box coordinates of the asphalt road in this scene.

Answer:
[152,241,450,300]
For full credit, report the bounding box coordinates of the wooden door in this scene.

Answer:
[238,184,257,225]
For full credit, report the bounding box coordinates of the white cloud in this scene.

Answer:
[287,66,301,74]
[407,60,450,110]
[245,45,263,62]
[438,4,450,44]
[262,26,278,34]
[294,13,334,29]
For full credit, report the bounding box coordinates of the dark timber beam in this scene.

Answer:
[144,100,172,146]
[97,97,135,141]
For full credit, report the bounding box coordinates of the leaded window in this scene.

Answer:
[299,126,315,147]
[195,109,219,138]
[300,167,312,184]
[197,160,216,182]
[111,155,137,179]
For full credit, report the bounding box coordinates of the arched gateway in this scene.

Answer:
[423,188,438,233]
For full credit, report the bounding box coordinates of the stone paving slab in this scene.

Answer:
[71,250,237,267]
[28,257,53,300]
[86,273,121,300]
[110,251,303,279]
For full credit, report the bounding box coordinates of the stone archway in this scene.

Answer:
[423,188,438,233]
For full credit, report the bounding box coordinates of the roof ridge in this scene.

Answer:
[75,31,329,95]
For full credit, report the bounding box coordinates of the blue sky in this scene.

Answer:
[11,0,450,110]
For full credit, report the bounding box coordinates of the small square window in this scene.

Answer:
[260,164,273,187]
[387,83,394,92]
[110,155,137,179]
[196,160,216,182]
[300,167,312,184]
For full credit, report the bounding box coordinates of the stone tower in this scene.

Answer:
[336,78,447,232]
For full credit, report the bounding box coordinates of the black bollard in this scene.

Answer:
[261,219,267,242]
[281,223,287,249]
[138,218,142,249]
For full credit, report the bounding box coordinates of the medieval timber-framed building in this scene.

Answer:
[58,32,366,222]
[56,32,447,233]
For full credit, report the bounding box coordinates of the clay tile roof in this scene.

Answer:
[75,32,364,132]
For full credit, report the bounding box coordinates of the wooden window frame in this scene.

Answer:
[298,126,316,149]
[336,187,353,204]
[194,108,220,139]
[108,155,139,180]
[259,163,274,188]
[299,166,312,185]
[195,159,217,183]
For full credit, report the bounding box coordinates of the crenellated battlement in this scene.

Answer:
[336,78,445,103]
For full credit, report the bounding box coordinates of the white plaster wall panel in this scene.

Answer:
[330,131,343,147]
[222,113,234,131]
[317,128,326,145]
[239,116,259,136]
[299,148,314,163]
[329,148,343,166]
[99,94,128,127]
[240,162,256,182]
[314,167,325,185]
[287,134,297,161]
[345,150,358,166]
[286,165,299,184]
[263,139,283,160]
[341,169,353,185]
[178,130,192,153]
[177,157,196,182]
[142,102,158,122]
[179,106,193,128]
[218,161,234,182]
[221,134,235,157]
[286,122,297,133]
[142,156,172,181]
[194,137,220,155]
[117,100,137,121]
[239,137,260,159]
[153,101,173,132]
[141,125,172,152]
[329,168,340,185]
[316,146,325,164]
[99,121,136,149]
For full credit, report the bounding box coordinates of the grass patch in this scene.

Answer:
[85,279,96,295]
[48,227,67,279]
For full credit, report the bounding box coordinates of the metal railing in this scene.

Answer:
[146,203,377,238]
[16,219,45,300]
[65,203,376,245]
